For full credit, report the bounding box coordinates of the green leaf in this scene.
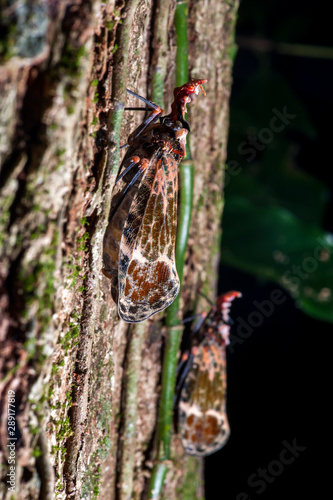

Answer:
[221,197,333,322]
[226,139,329,226]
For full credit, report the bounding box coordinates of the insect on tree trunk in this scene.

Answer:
[0,0,239,499]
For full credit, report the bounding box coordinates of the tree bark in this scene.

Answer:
[0,0,238,498]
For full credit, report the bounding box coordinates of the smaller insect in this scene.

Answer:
[177,291,242,457]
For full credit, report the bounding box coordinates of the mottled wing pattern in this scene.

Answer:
[102,150,145,304]
[179,336,230,456]
[117,152,180,322]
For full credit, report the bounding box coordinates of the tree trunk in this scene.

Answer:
[0,0,238,498]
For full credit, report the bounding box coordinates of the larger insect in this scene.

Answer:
[177,290,242,456]
[103,79,207,323]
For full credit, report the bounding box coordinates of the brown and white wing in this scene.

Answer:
[118,154,180,323]
[179,337,230,456]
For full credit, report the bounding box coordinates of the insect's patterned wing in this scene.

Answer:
[118,152,180,323]
[178,336,230,456]
[102,150,145,304]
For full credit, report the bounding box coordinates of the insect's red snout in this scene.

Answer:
[187,79,207,96]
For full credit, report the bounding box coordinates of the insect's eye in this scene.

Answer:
[162,118,173,128]
[174,121,183,129]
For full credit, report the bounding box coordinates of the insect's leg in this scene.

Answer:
[198,291,214,307]
[176,351,190,377]
[119,108,162,150]
[173,311,206,404]
[110,158,149,219]
[127,107,163,145]
[173,351,194,407]
[115,156,140,184]
[192,312,208,335]
[120,110,150,150]
[182,313,202,324]
[126,89,161,110]
[120,89,164,148]
[124,107,151,111]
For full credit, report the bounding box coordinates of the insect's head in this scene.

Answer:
[160,117,185,131]
[216,291,242,324]
[165,79,207,131]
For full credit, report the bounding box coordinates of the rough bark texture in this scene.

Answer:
[0,0,238,499]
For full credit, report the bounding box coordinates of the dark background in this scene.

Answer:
[205,1,332,498]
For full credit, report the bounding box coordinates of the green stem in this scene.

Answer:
[148,463,169,500]
[174,0,189,87]
[148,1,193,497]
[165,160,194,326]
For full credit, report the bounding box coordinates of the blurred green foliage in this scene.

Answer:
[221,56,333,322]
